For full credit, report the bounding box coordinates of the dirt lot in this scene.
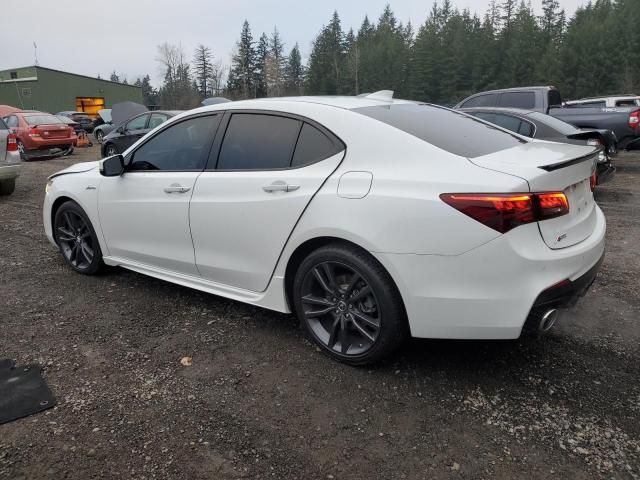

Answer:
[1,144,639,480]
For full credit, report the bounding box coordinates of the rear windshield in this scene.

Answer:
[24,115,63,126]
[71,113,90,118]
[527,112,578,136]
[354,104,524,158]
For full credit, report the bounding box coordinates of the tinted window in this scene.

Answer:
[355,104,524,158]
[129,115,219,171]
[548,90,562,107]
[527,112,578,136]
[461,94,497,108]
[498,92,536,109]
[518,121,535,137]
[567,101,605,108]
[148,113,169,129]
[217,114,301,170]
[615,100,638,107]
[491,113,523,133]
[0,117,7,130]
[126,114,148,131]
[292,123,342,167]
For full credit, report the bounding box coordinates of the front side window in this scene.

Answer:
[126,114,148,131]
[217,114,301,170]
[128,115,219,171]
[498,92,536,109]
[148,113,169,130]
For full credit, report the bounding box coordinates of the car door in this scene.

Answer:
[98,114,221,276]
[115,113,150,152]
[189,112,345,292]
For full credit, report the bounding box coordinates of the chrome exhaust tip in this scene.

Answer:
[538,309,559,333]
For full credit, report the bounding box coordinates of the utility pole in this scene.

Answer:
[33,42,38,66]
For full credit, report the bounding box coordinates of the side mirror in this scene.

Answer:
[100,154,125,177]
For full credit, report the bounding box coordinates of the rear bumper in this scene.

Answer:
[374,206,606,340]
[24,137,74,150]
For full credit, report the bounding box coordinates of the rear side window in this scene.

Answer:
[291,123,342,167]
[498,92,536,109]
[129,115,219,171]
[4,116,18,128]
[461,94,497,108]
[355,104,524,158]
[518,121,535,137]
[0,117,6,130]
[217,114,301,170]
[148,113,169,129]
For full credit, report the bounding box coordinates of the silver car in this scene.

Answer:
[0,117,21,195]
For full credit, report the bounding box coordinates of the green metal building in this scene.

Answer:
[0,66,143,116]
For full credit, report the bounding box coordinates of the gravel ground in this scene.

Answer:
[1,145,639,480]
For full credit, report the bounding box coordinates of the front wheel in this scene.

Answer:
[53,201,104,275]
[292,243,408,365]
[95,130,104,143]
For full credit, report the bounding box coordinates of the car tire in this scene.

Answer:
[95,130,104,143]
[53,201,104,275]
[292,243,408,366]
[104,144,118,157]
[0,178,16,196]
[64,146,74,156]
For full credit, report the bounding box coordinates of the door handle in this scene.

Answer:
[164,184,191,194]
[263,182,300,193]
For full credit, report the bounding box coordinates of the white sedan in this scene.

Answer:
[43,92,606,365]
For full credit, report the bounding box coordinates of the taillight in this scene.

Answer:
[28,127,40,137]
[7,133,17,152]
[590,172,597,191]
[440,192,570,233]
[630,111,640,130]
[69,127,75,136]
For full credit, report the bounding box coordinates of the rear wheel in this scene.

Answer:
[0,178,16,196]
[53,201,103,275]
[293,243,408,365]
[64,146,74,156]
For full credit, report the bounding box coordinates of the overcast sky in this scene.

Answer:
[1,0,588,87]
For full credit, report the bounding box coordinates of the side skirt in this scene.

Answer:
[103,256,291,313]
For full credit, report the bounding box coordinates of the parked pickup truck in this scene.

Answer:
[455,86,640,149]
[0,117,20,195]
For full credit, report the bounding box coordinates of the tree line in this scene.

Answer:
[111,0,640,109]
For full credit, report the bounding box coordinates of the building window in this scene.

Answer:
[21,88,31,97]
[10,71,17,79]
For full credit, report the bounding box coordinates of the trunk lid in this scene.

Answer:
[470,141,599,249]
[37,123,71,139]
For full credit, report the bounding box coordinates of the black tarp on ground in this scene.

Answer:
[0,359,56,424]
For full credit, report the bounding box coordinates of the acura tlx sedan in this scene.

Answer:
[43,92,606,365]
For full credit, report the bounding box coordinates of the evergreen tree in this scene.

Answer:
[254,33,269,98]
[193,44,214,97]
[110,71,120,83]
[227,20,257,99]
[306,11,347,95]
[266,27,287,97]
[284,43,305,95]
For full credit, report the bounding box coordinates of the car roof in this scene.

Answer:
[464,86,557,96]
[193,93,417,114]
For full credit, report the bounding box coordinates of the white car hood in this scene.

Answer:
[48,161,99,180]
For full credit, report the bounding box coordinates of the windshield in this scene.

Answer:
[354,103,524,158]
[527,112,579,135]
[24,114,64,126]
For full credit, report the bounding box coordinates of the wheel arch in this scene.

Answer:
[282,236,408,322]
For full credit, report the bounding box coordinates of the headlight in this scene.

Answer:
[45,179,53,193]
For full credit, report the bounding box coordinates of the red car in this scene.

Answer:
[2,111,76,159]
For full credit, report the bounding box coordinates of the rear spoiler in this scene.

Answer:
[539,151,598,172]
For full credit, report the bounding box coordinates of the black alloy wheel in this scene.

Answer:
[293,244,408,365]
[53,201,103,274]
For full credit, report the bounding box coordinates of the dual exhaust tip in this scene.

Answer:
[538,308,559,333]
